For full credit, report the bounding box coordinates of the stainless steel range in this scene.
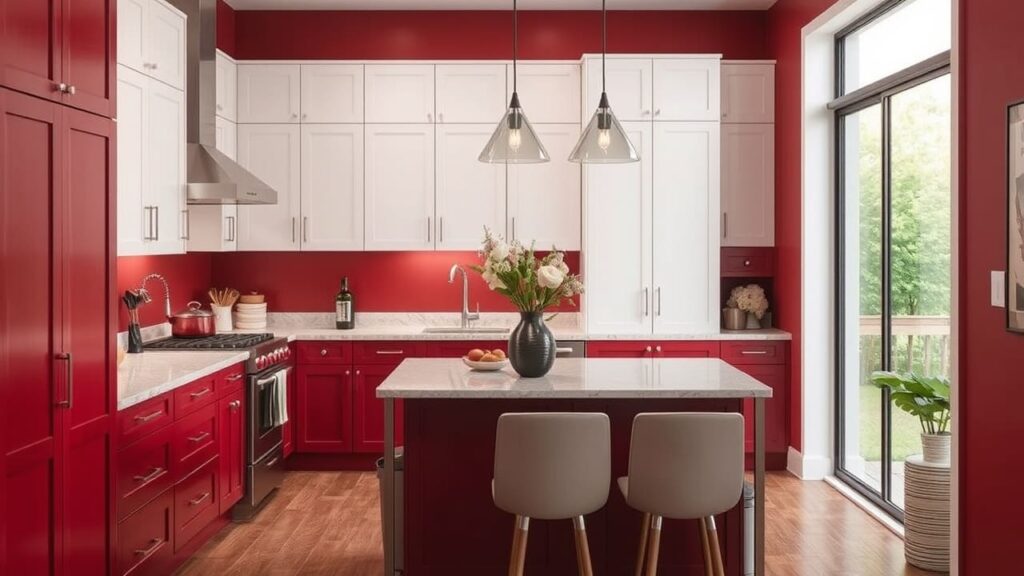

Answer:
[144,333,292,520]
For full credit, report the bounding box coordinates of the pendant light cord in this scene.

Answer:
[513,0,518,93]
[602,0,607,93]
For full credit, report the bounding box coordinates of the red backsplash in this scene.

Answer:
[116,253,213,329]
[208,251,580,314]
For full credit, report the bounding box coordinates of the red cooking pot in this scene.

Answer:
[169,301,216,338]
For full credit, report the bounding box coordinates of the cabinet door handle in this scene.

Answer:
[511,216,516,241]
[654,108,661,116]
[655,287,662,317]
[427,113,432,122]
[375,350,405,355]
[303,216,309,243]
[723,212,728,238]
[134,538,164,557]
[56,82,68,93]
[188,492,211,506]
[189,387,212,399]
[226,373,244,382]
[134,410,164,423]
[181,209,190,240]
[154,206,160,240]
[439,217,444,244]
[355,369,361,376]
[188,431,211,444]
[143,207,151,240]
[645,346,652,353]
[226,216,236,242]
[56,352,73,408]
[292,217,296,243]
[230,400,241,411]
[740,350,769,355]
[642,288,650,317]
[427,217,432,243]
[133,467,165,484]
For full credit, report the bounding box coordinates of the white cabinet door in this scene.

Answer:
[509,64,580,124]
[435,125,506,250]
[583,122,653,335]
[215,50,237,121]
[236,124,301,251]
[721,124,774,247]
[146,78,186,254]
[364,124,435,250]
[117,0,146,72]
[585,58,652,122]
[652,122,720,335]
[238,64,302,124]
[435,64,506,124]
[721,63,774,123]
[508,124,581,250]
[652,59,720,121]
[301,124,364,251]
[364,65,435,123]
[300,64,363,123]
[214,116,237,160]
[116,65,149,256]
[147,0,186,90]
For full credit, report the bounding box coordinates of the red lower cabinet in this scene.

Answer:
[219,389,245,513]
[296,364,354,453]
[738,363,788,455]
[117,425,173,521]
[587,340,720,358]
[353,364,403,452]
[117,490,174,576]
[174,457,220,553]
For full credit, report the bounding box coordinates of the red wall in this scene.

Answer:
[958,0,1024,572]
[217,0,236,57]
[208,251,579,314]
[116,254,213,329]
[231,10,768,60]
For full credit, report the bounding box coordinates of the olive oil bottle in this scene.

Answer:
[335,277,354,330]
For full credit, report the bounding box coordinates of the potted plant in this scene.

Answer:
[724,284,769,330]
[473,229,583,377]
[870,371,951,464]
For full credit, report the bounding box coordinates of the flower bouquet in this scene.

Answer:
[724,284,769,330]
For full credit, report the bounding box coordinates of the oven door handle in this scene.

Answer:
[255,374,278,389]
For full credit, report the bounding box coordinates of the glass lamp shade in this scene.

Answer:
[478,93,549,164]
[568,93,639,164]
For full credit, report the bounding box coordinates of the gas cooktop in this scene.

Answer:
[144,333,275,350]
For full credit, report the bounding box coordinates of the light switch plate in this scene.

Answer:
[992,271,1006,307]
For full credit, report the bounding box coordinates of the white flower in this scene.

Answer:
[482,268,506,290]
[490,240,510,262]
[537,265,565,289]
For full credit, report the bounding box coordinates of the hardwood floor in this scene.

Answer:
[175,471,942,576]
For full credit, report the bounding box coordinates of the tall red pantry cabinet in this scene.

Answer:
[0,0,117,571]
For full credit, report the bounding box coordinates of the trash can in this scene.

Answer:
[377,449,404,572]
[743,482,754,576]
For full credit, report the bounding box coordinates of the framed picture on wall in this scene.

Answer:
[1008,101,1024,332]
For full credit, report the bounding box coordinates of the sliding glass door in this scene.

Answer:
[834,0,951,517]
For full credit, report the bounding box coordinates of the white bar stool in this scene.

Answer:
[493,412,611,576]
[619,413,745,576]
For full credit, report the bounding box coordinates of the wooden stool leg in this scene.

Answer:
[706,515,725,576]
[573,516,594,576]
[644,516,663,576]
[634,512,651,576]
[699,517,713,576]
[508,516,530,576]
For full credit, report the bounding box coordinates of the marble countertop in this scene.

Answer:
[376,357,773,399]
[117,350,249,410]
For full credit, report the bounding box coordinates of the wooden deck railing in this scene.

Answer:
[857,315,951,377]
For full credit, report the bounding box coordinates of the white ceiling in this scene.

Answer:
[225,0,777,11]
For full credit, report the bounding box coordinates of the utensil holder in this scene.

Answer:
[212,304,233,333]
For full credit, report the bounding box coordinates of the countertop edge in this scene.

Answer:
[267,329,792,342]
[117,351,250,411]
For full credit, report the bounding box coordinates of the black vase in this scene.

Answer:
[508,311,556,378]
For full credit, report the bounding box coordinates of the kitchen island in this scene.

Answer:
[377,357,772,576]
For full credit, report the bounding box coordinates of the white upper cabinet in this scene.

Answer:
[117,65,149,256]
[238,64,302,123]
[584,122,653,335]
[214,116,237,160]
[365,65,435,123]
[652,59,720,121]
[364,124,435,250]
[721,124,774,247]
[147,79,187,255]
[301,124,365,251]
[721,63,775,123]
[508,124,581,250]
[216,51,237,121]
[585,58,652,122]
[300,64,364,123]
[435,125,506,250]
[509,64,581,124]
[236,124,302,251]
[652,122,720,334]
[435,64,506,124]
[118,0,185,90]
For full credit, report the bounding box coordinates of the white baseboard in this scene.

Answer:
[786,447,832,479]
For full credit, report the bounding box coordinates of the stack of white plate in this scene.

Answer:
[903,455,950,572]
[234,302,268,331]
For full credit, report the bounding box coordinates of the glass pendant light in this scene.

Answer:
[569,0,639,164]
[478,0,549,164]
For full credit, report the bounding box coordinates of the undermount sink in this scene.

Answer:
[421,326,510,334]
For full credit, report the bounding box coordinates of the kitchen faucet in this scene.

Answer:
[137,273,172,318]
[448,264,480,329]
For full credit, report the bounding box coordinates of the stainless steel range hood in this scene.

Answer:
[172,0,277,205]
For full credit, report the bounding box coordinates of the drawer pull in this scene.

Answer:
[189,387,212,399]
[132,467,165,484]
[134,410,164,423]
[744,260,752,267]
[655,345,662,353]
[225,373,244,382]
[375,350,405,355]
[320,349,328,356]
[188,431,211,444]
[188,492,211,506]
[740,350,769,355]
[134,538,164,557]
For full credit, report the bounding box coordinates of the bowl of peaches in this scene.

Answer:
[462,348,509,371]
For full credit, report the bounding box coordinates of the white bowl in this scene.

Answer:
[235,303,268,311]
[462,357,509,371]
